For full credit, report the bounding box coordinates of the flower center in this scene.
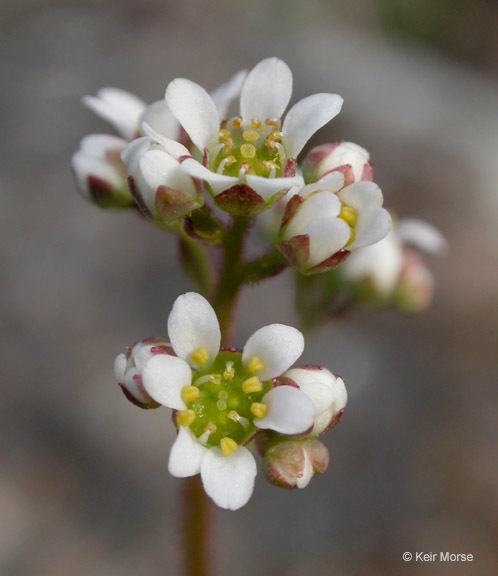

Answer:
[178,350,271,452]
[211,116,286,179]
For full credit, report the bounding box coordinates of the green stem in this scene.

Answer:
[182,476,216,576]
[178,231,215,297]
[213,216,252,345]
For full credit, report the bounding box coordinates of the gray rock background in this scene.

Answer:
[1,1,497,574]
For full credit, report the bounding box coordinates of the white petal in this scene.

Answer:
[283,367,336,414]
[296,451,314,489]
[71,152,123,195]
[141,354,191,410]
[240,57,292,122]
[114,353,127,381]
[283,190,341,239]
[120,136,151,174]
[168,427,208,478]
[180,158,238,195]
[307,170,345,194]
[166,79,220,152]
[305,216,352,267]
[141,122,190,159]
[397,219,449,255]
[242,324,304,381]
[210,69,248,119]
[200,447,257,510]
[80,134,128,157]
[255,386,315,434]
[167,292,221,368]
[139,99,180,140]
[244,174,303,202]
[282,93,344,158]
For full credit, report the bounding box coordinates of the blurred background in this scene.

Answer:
[1,0,497,574]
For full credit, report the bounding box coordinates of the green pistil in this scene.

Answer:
[186,351,270,447]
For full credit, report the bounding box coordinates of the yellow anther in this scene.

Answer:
[181,385,200,403]
[242,130,259,142]
[251,118,263,132]
[265,118,278,127]
[177,409,196,427]
[264,160,279,174]
[233,116,243,128]
[205,422,217,434]
[219,128,230,140]
[224,154,236,166]
[242,376,263,394]
[228,410,240,422]
[190,347,209,365]
[339,205,357,227]
[220,437,238,456]
[223,138,233,153]
[250,402,268,419]
[240,144,256,159]
[345,228,355,247]
[267,129,282,141]
[223,361,235,381]
[247,356,264,373]
[264,138,276,150]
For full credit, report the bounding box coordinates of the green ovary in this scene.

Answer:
[185,351,270,447]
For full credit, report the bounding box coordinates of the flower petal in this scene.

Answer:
[200,446,257,510]
[80,134,128,157]
[255,386,315,434]
[306,170,345,194]
[167,292,221,368]
[244,174,303,202]
[282,93,344,158]
[240,57,293,122]
[283,190,341,239]
[166,79,220,152]
[141,122,190,159]
[242,324,304,381]
[283,367,336,414]
[296,451,314,489]
[139,99,180,140]
[141,354,191,410]
[397,219,449,255]
[180,157,238,195]
[210,69,248,119]
[168,427,208,478]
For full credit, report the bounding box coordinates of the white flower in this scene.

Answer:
[281,366,347,437]
[71,134,134,208]
[139,292,315,510]
[114,338,175,409]
[340,218,448,297]
[120,126,203,223]
[278,172,392,273]
[163,57,344,214]
[302,141,373,185]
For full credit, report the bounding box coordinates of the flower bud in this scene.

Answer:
[71,134,135,208]
[277,173,391,274]
[393,249,435,313]
[262,438,329,489]
[122,135,203,225]
[280,365,347,436]
[302,141,373,185]
[114,338,174,409]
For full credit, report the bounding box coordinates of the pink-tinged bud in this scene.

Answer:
[277,178,391,275]
[302,141,373,185]
[121,136,203,224]
[393,249,435,313]
[262,438,329,489]
[114,338,174,409]
[71,134,135,208]
[282,366,347,437]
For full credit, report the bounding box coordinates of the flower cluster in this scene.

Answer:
[115,293,346,510]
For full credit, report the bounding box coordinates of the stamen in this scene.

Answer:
[240,144,256,159]
[195,374,214,386]
[247,356,264,373]
[220,437,238,456]
[177,409,196,427]
[228,410,250,429]
[210,374,222,385]
[238,163,250,179]
[223,361,235,381]
[251,118,263,132]
[264,160,277,178]
[217,155,236,174]
[205,422,217,434]
[273,142,286,163]
[242,376,263,394]
[250,402,268,419]
[265,118,278,127]
[190,347,209,365]
[345,228,355,247]
[242,130,259,142]
[233,116,243,128]
[219,128,230,140]
[339,205,357,227]
[181,385,200,403]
